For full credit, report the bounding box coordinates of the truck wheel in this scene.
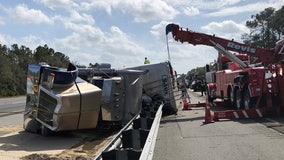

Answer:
[40,124,50,136]
[206,91,213,103]
[235,89,242,109]
[23,116,40,133]
[229,88,234,105]
[243,89,254,110]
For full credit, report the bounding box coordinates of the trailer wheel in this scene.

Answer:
[235,89,242,109]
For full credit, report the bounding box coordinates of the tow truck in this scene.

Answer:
[166,23,284,120]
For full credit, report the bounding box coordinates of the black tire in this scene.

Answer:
[23,116,40,133]
[206,88,214,103]
[243,88,255,110]
[235,89,242,109]
[229,88,234,105]
[40,124,50,136]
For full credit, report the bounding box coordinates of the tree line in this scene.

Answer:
[187,6,284,80]
[0,44,71,97]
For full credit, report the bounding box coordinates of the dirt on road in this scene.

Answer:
[0,125,116,160]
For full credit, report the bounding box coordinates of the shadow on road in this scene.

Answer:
[0,130,83,152]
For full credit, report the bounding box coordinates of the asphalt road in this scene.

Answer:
[153,89,284,160]
[0,96,25,136]
[0,96,25,117]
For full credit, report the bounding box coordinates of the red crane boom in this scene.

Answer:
[166,23,283,66]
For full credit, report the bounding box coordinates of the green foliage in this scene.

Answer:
[34,44,70,68]
[270,6,284,40]
[242,6,284,48]
[0,88,17,97]
[187,66,206,80]
[0,44,70,97]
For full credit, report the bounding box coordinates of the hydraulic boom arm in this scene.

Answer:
[166,23,281,65]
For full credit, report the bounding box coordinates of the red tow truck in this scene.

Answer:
[166,23,284,120]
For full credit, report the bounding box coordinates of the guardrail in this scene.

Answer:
[139,103,163,160]
[93,102,163,160]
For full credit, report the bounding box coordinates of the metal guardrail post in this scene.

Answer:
[93,114,139,160]
[93,103,163,160]
[139,103,163,160]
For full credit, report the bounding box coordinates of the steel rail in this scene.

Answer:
[139,103,163,160]
[93,113,139,160]
[93,103,163,160]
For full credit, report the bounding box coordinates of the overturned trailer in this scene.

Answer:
[78,64,146,125]
[127,61,178,115]
[24,63,145,135]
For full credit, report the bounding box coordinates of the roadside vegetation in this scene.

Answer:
[0,44,71,97]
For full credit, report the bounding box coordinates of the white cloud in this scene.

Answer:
[201,20,249,40]
[166,39,217,74]
[8,4,53,24]
[0,33,46,50]
[53,10,95,27]
[81,1,112,15]
[54,23,149,68]
[80,0,179,23]
[52,10,147,67]
[105,26,147,55]
[205,1,283,17]
[150,21,171,41]
[165,0,283,18]
[0,34,8,45]
[164,0,241,10]
[184,6,200,16]
[110,26,123,36]
[56,23,104,50]
[37,0,78,9]
[118,0,179,22]
[20,35,47,49]
[69,10,95,25]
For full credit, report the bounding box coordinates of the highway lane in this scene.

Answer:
[0,96,25,137]
[154,89,284,160]
[0,96,25,117]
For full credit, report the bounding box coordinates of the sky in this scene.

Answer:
[0,0,283,74]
